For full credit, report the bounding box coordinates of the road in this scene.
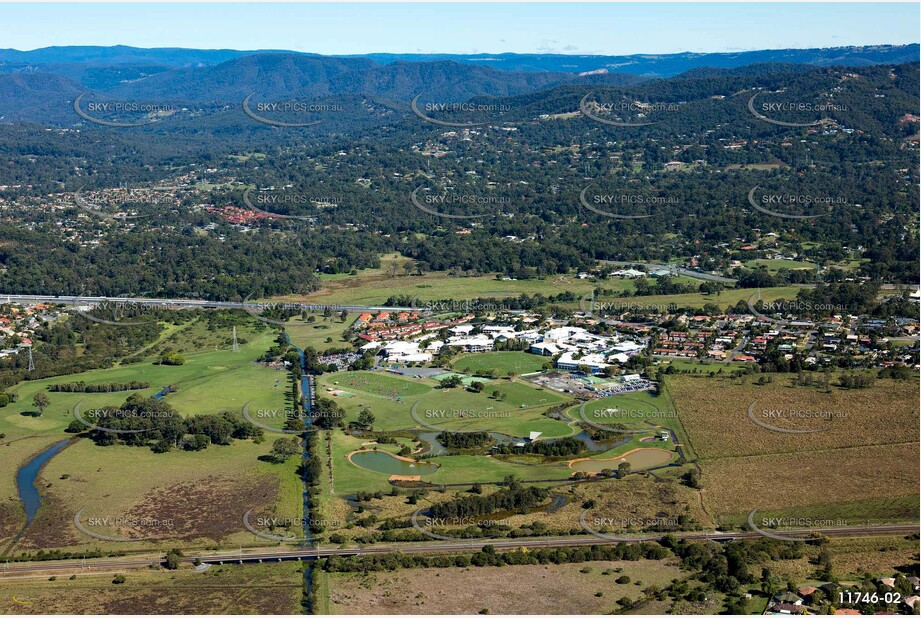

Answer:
[0,293,413,313]
[1,524,916,578]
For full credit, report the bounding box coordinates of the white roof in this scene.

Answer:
[383,341,422,354]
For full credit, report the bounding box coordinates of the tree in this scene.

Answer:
[163,549,183,570]
[617,461,632,479]
[357,410,375,429]
[33,392,50,416]
[158,352,185,366]
[270,437,301,462]
[440,375,463,389]
[469,381,485,393]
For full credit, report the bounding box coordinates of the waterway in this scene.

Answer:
[283,332,315,614]
[15,440,70,527]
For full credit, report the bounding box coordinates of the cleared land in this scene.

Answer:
[668,375,920,458]
[667,374,920,525]
[1,317,302,552]
[0,563,303,614]
[319,370,574,437]
[452,351,548,376]
[324,559,683,614]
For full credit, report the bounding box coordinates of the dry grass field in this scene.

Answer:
[325,559,683,614]
[667,374,919,524]
[0,563,303,614]
[700,442,919,521]
[762,534,921,582]
[667,375,919,459]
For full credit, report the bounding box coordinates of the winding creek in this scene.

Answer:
[15,439,70,531]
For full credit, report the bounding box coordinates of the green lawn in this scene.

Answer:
[452,351,549,376]
[0,316,302,552]
[318,371,574,437]
[330,431,573,495]
[745,259,817,273]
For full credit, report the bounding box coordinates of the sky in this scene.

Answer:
[1,3,918,56]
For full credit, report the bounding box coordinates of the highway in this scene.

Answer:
[0,293,413,313]
[2,524,916,578]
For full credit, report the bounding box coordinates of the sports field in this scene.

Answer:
[319,370,574,437]
[452,351,549,375]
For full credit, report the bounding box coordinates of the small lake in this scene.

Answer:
[16,440,70,525]
[570,448,673,474]
[350,450,439,476]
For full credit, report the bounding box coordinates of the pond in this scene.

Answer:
[349,450,440,476]
[569,448,674,475]
[16,439,70,526]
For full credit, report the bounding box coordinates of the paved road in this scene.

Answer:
[0,293,413,313]
[1,525,916,577]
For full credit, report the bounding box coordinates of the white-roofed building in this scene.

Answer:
[381,341,432,363]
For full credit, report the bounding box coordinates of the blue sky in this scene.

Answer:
[2,3,918,56]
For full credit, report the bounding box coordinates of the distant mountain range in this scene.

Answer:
[1,43,917,76]
[0,43,917,126]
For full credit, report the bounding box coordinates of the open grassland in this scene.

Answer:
[4,326,287,426]
[0,562,303,614]
[1,316,302,552]
[744,259,817,273]
[15,436,302,553]
[274,252,779,311]
[520,472,712,533]
[324,559,684,615]
[764,534,921,582]
[569,391,681,433]
[592,285,806,312]
[699,442,919,523]
[668,375,920,458]
[280,253,624,307]
[283,315,353,352]
[668,374,920,525]
[330,431,572,496]
[452,351,549,376]
[319,370,574,437]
